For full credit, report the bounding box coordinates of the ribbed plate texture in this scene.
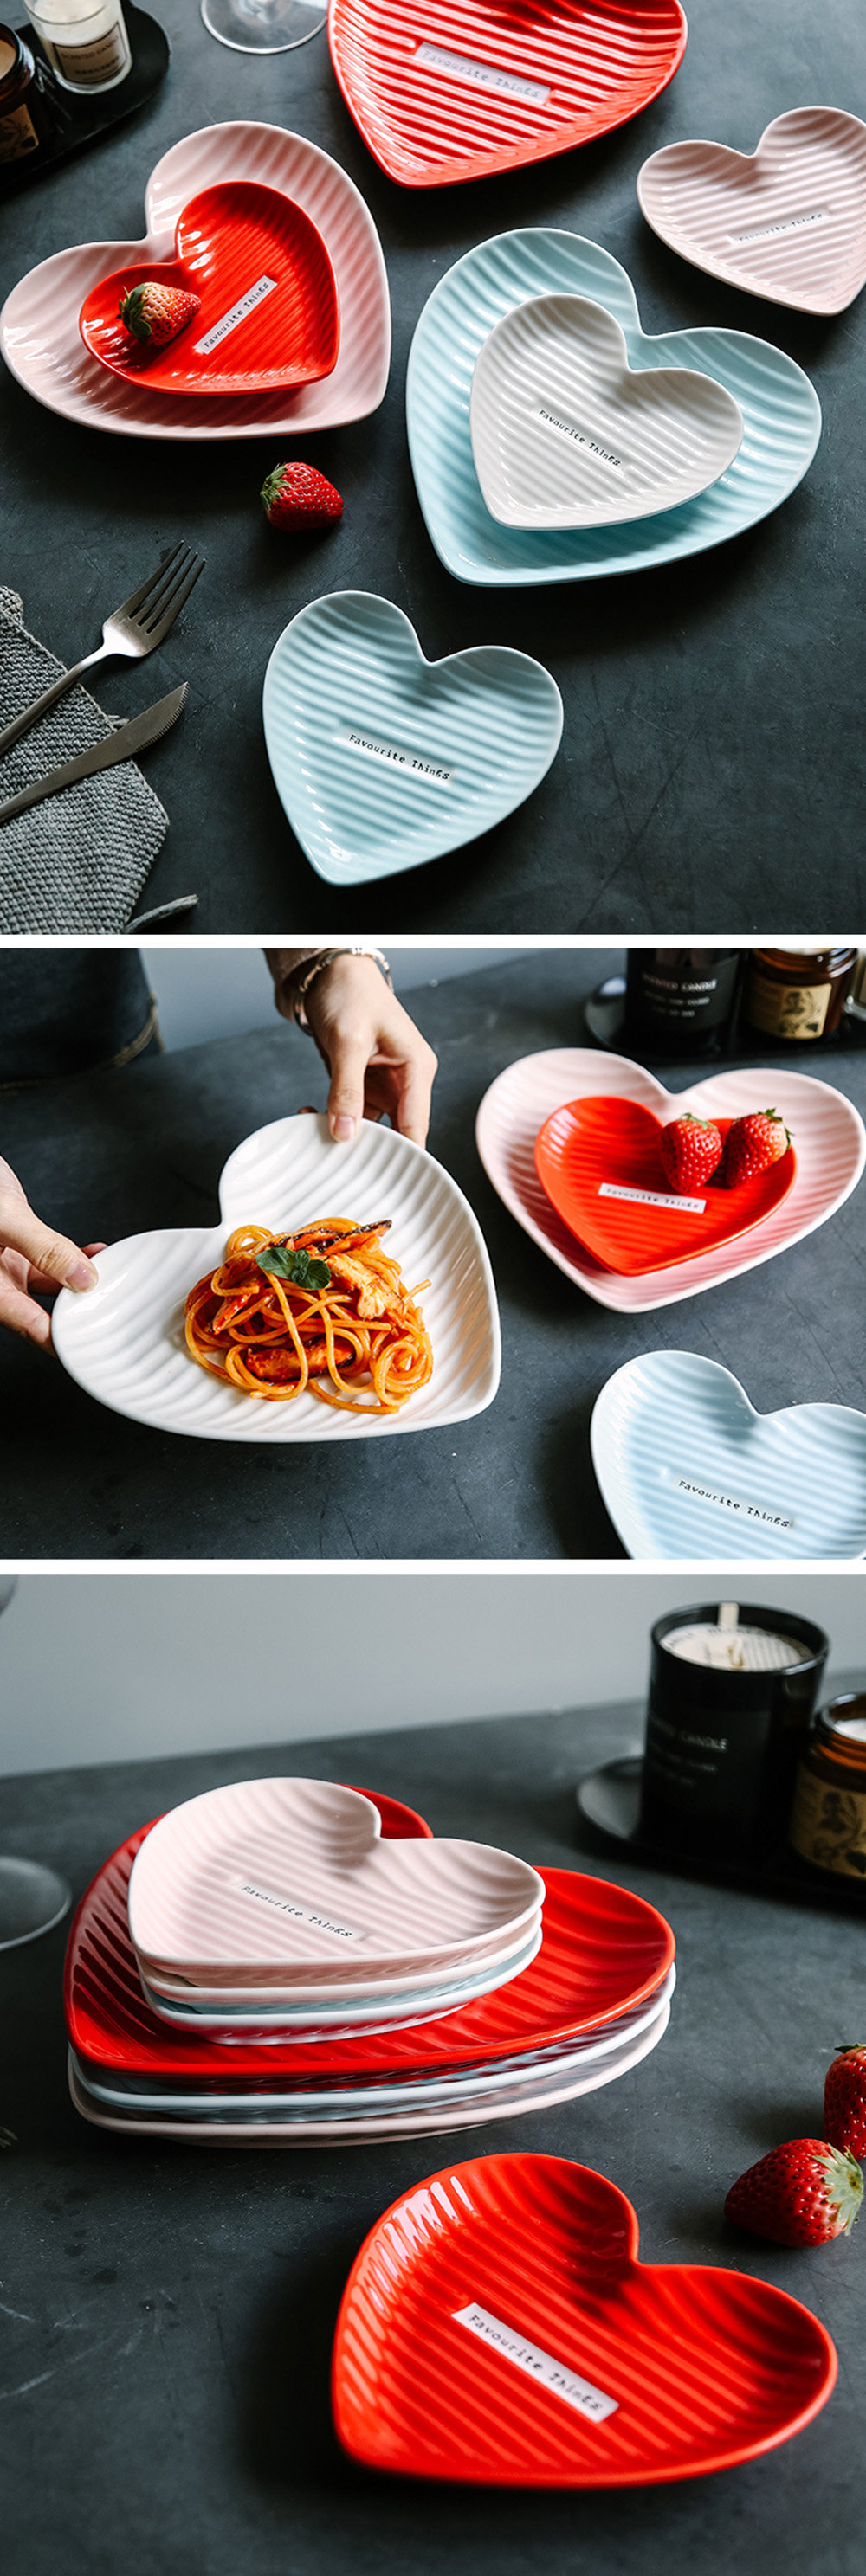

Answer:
[140,1926,544,2035]
[80,183,340,395]
[638,107,866,316]
[591,1351,866,1562]
[327,0,687,188]
[0,121,390,441]
[406,229,821,585]
[333,2154,837,2483]
[475,1050,865,1313]
[262,592,563,885]
[53,1113,500,1439]
[470,293,743,530]
[65,1843,675,2081]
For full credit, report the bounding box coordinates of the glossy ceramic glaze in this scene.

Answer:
[1,121,390,438]
[139,1924,544,2035]
[327,0,687,188]
[475,1051,865,1313]
[52,1113,501,1439]
[262,591,563,886]
[80,181,340,394]
[332,2154,837,2483]
[406,228,821,585]
[591,1351,866,1561]
[533,1097,795,1275]
[638,106,866,315]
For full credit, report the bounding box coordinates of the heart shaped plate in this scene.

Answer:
[80,181,339,396]
[638,106,866,316]
[52,1113,500,1439]
[475,1051,865,1313]
[407,229,821,585]
[332,2153,837,2483]
[327,0,687,190]
[262,592,563,886]
[591,1350,866,1561]
[470,293,744,530]
[534,1097,795,1275]
[139,1926,545,2037]
[0,121,390,439]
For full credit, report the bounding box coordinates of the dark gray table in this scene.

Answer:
[0,0,863,931]
[3,1698,865,2576]
[3,947,865,1558]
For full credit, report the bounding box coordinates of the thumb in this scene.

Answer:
[0,1188,99,1291]
[326,1031,370,1143]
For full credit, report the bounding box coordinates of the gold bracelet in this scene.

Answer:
[292,946,393,1031]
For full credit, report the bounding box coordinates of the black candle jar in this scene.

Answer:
[641,1602,829,1860]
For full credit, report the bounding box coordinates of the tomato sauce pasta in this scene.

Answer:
[184,1219,433,1413]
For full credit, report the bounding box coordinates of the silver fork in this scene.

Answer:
[0,542,205,760]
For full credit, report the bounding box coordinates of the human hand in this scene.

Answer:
[0,1156,104,1350]
[301,954,438,1148]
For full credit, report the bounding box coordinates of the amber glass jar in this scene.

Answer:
[0,23,53,164]
[741,946,858,1045]
[789,1696,866,1883]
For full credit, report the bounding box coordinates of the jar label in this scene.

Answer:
[52,22,129,83]
[789,1767,866,1877]
[746,969,830,1040]
[0,99,39,161]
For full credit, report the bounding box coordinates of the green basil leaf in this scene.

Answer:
[256,1245,331,1291]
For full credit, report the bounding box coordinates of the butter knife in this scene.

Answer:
[0,684,188,823]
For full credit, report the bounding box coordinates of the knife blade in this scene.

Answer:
[0,684,188,823]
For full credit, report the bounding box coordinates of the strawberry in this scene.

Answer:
[718,1108,792,1189]
[659,1112,723,1195]
[119,281,201,347]
[725,2138,863,2245]
[825,2046,866,2160]
[261,461,343,533]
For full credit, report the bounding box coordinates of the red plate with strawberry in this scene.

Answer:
[79,182,340,396]
[534,1096,796,1277]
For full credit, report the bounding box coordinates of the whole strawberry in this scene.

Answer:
[659,1112,723,1195]
[261,462,343,533]
[725,2138,863,2245]
[718,1108,792,1189]
[825,2046,866,2160]
[119,281,201,347]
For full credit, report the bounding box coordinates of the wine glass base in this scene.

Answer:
[200,0,326,51]
[0,1856,72,1951]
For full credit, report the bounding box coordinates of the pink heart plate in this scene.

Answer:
[0,121,390,439]
[475,1050,865,1313]
[638,106,866,316]
[79,181,339,396]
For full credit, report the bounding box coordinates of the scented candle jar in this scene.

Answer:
[641,1600,829,1858]
[624,947,740,1057]
[0,23,53,162]
[740,946,858,1045]
[24,0,131,90]
[789,1696,866,1883]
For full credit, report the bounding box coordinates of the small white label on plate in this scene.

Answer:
[537,407,624,471]
[415,40,549,106]
[731,207,830,248]
[239,1884,366,1942]
[344,728,451,784]
[598,1182,707,1214]
[194,275,279,356]
[673,1478,795,1531]
[452,2305,617,2423]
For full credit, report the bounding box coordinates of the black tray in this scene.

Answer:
[0,5,169,197]
[576,1754,866,1916]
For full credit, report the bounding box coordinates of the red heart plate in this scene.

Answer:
[65,1837,674,2085]
[327,0,688,190]
[333,2152,837,2486]
[79,182,340,395]
[534,1097,796,1277]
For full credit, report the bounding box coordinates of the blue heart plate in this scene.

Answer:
[591,1350,866,1560]
[262,590,563,884]
[406,229,822,585]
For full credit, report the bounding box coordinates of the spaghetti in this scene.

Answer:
[184,1219,433,1414]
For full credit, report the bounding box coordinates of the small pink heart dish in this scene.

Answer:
[637,106,866,315]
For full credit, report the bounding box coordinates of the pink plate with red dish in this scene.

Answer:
[79,182,339,396]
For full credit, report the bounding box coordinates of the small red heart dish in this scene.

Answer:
[534,1097,796,1276]
[333,2153,837,2486]
[79,181,340,395]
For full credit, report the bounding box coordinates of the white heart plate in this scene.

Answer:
[591,1351,866,1560]
[52,1113,501,1438]
[0,121,391,440]
[475,1050,865,1313]
[140,1926,544,2037]
[469,293,744,530]
[637,106,866,316]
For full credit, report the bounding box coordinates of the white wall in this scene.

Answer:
[1,1570,862,1775]
[140,947,537,1053]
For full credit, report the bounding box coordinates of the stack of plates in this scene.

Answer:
[65,1787,676,2145]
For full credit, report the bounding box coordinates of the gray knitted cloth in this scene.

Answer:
[0,585,171,931]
